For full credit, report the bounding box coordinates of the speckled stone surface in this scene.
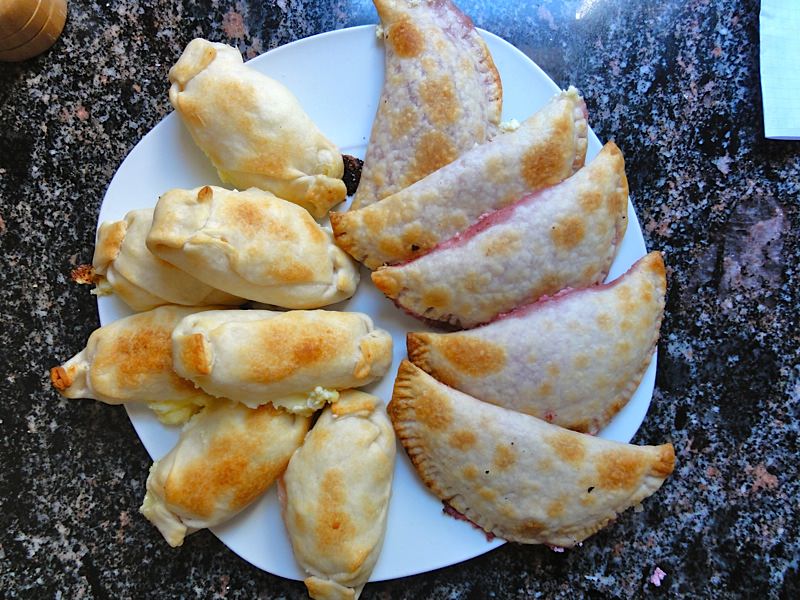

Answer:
[1,0,798,598]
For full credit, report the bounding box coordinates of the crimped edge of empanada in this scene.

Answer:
[388,361,675,546]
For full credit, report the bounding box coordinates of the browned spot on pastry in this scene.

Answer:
[479,486,498,502]
[166,405,291,517]
[293,510,307,533]
[197,185,213,202]
[596,313,613,330]
[616,340,632,355]
[50,366,72,391]
[579,189,603,212]
[227,199,266,234]
[547,364,560,378]
[377,236,405,262]
[408,131,457,186]
[93,221,127,267]
[439,335,506,376]
[388,20,424,57]
[596,448,649,491]
[645,251,666,279]
[400,223,437,257]
[421,287,451,310]
[653,444,676,477]
[419,77,460,127]
[519,519,547,537]
[481,230,522,257]
[462,464,479,481]
[536,381,553,397]
[371,269,402,298]
[415,387,453,431]
[520,117,572,188]
[493,445,517,470]
[389,106,420,138]
[551,215,586,250]
[94,327,182,388]
[250,322,339,383]
[70,264,97,285]
[573,354,590,370]
[449,429,477,451]
[316,469,356,548]
[177,332,212,376]
[546,432,586,464]
[268,259,313,283]
[546,498,566,519]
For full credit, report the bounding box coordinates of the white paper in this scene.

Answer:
[760,0,800,140]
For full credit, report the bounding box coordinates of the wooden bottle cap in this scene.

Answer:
[0,0,66,62]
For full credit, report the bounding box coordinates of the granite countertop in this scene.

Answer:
[1,0,798,597]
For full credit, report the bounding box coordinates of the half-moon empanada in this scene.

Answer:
[140,400,310,547]
[351,0,502,209]
[407,252,666,434]
[169,38,346,218]
[332,88,588,269]
[171,310,393,410]
[281,390,395,600]
[372,142,629,328]
[93,208,242,311]
[146,186,359,309]
[389,361,675,547]
[49,305,220,425]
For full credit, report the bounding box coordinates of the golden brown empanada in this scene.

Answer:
[146,186,359,308]
[92,208,242,311]
[407,252,666,434]
[171,310,393,411]
[169,38,346,218]
[372,142,629,328]
[332,88,588,269]
[351,0,502,209]
[281,391,395,600]
[140,400,310,547]
[49,305,220,425]
[389,361,675,546]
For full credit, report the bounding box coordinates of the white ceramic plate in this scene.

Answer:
[97,25,655,582]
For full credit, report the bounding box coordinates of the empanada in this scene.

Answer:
[351,0,502,209]
[169,38,346,218]
[332,88,588,269]
[407,252,666,434]
[49,305,220,425]
[372,142,629,328]
[281,391,395,600]
[92,208,242,311]
[140,400,310,547]
[171,310,393,410]
[389,361,675,546]
[146,186,359,308]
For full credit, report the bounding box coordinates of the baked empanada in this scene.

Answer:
[351,0,502,209]
[169,38,346,218]
[372,142,629,328]
[389,361,675,546]
[49,305,220,425]
[92,208,242,311]
[146,186,359,308]
[332,88,588,269]
[407,252,666,434]
[140,400,310,547]
[171,310,393,410]
[281,391,395,600]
